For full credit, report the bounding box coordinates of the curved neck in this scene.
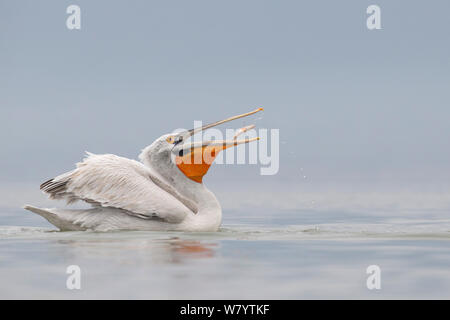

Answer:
[143,156,220,217]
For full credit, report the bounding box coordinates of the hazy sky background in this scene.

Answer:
[1,0,449,193]
[2,2,450,300]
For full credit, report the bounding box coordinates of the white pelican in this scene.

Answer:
[24,108,263,232]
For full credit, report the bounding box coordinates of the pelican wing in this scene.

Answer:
[40,153,192,223]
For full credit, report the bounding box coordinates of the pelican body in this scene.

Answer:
[24,108,263,232]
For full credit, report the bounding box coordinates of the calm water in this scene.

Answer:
[1,207,450,299]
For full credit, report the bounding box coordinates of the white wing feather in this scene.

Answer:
[40,152,191,223]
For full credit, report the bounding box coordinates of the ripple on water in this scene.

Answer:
[0,223,449,241]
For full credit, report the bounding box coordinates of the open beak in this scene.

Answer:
[175,108,263,183]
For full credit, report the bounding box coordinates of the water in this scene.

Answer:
[1,207,450,299]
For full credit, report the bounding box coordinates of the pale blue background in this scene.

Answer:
[1,0,449,187]
[1,0,450,300]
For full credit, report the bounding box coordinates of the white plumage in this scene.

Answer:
[42,152,192,222]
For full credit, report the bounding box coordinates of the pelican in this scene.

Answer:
[24,108,263,232]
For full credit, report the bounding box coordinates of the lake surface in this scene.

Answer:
[1,206,449,299]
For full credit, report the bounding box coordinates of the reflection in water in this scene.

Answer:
[54,237,217,266]
[1,234,450,299]
[168,238,216,260]
[1,208,450,299]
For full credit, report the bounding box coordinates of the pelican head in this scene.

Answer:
[140,108,263,183]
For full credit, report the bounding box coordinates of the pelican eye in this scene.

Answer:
[166,136,176,144]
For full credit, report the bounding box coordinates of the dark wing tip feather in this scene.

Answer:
[40,179,68,194]
[40,179,54,190]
